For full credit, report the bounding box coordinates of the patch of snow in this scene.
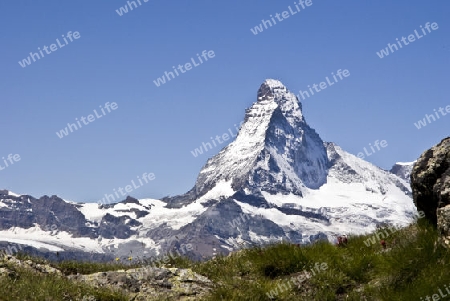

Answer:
[0,225,103,253]
[197,181,235,203]
[395,161,416,166]
[0,238,64,252]
[7,191,21,197]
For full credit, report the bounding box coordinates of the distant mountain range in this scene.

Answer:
[0,80,418,262]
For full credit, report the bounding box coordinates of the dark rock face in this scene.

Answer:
[0,193,141,242]
[98,214,140,239]
[411,137,450,225]
[0,194,88,234]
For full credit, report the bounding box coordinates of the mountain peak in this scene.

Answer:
[259,79,286,92]
[257,79,290,99]
[182,80,328,201]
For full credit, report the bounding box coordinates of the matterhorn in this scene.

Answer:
[0,79,416,260]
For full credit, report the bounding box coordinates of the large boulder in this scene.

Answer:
[411,137,450,225]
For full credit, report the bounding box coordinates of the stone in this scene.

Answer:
[68,265,213,300]
[411,137,450,224]
[437,205,450,246]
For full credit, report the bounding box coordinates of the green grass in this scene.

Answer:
[0,263,128,301]
[2,219,450,300]
[180,219,450,300]
[13,253,140,276]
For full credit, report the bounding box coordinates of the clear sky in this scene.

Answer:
[1,1,449,202]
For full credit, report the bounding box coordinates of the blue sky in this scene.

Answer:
[1,0,449,202]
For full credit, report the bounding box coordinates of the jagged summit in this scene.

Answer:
[257,79,291,101]
[256,79,305,122]
[185,79,329,201]
[261,78,285,89]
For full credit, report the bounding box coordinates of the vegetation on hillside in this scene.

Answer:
[1,219,449,300]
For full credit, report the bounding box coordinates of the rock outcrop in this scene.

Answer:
[0,253,62,277]
[411,137,450,226]
[69,267,213,300]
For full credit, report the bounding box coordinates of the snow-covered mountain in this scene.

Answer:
[390,161,415,182]
[0,80,418,261]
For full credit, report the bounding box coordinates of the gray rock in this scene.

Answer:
[69,266,213,300]
[411,137,450,224]
[437,205,450,246]
[0,253,62,277]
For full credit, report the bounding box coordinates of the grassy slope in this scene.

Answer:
[178,219,450,300]
[0,264,128,301]
[1,219,449,300]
